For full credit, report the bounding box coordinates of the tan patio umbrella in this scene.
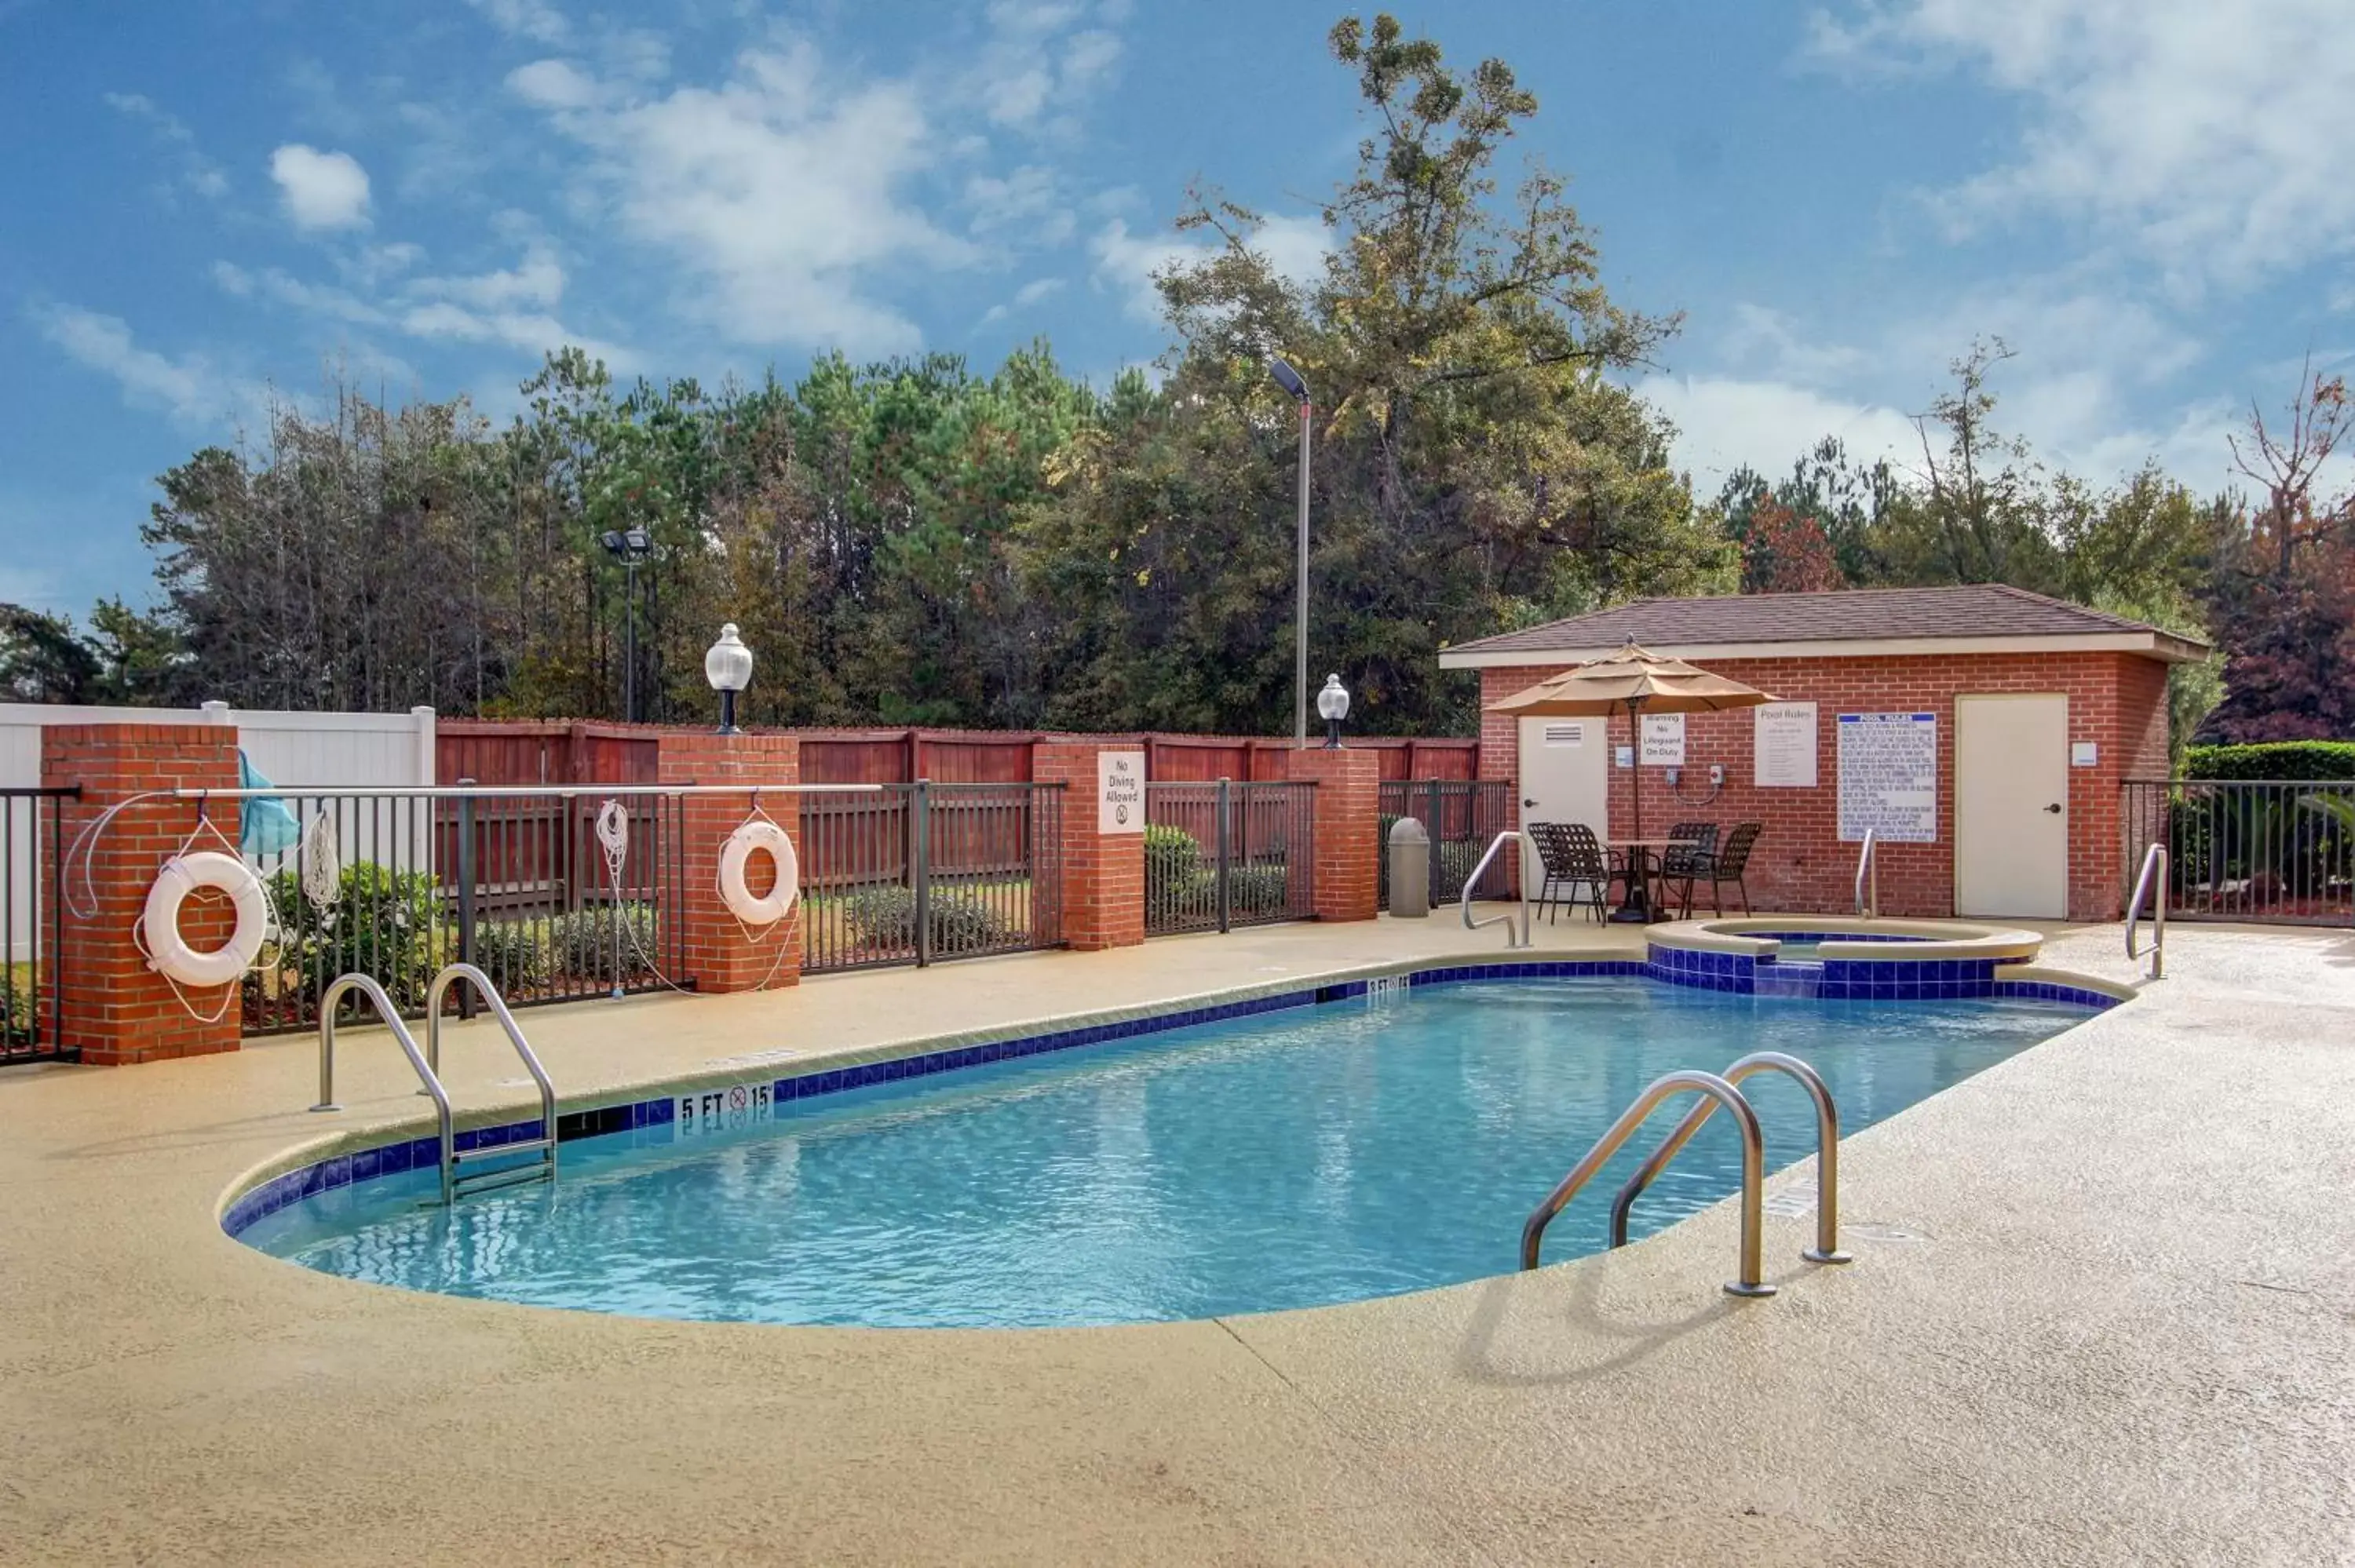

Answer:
[1488,642,1777,910]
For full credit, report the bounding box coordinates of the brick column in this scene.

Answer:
[1034,740,1144,951]
[1287,746,1382,921]
[656,731,801,992]
[42,723,243,1065]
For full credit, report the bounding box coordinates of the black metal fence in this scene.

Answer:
[2123,778,2355,924]
[240,788,689,1034]
[1379,779,1513,906]
[798,782,1066,972]
[2,787,77,1064]
[1144,780,1316,935]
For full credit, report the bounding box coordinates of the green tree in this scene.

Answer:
[1024,12,1725,734]
[0,605,99,702]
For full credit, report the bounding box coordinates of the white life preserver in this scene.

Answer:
[142,850,268,987]
[718,819,798,927]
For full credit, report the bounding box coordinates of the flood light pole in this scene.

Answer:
[600,526,652,722]
[1268,355,1312,746]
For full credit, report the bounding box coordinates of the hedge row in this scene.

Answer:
[2184,742,2355,782]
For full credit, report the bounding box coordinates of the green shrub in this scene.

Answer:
[1145,824,1210,922]
[468,915,553,992]
[1225,862,1293,917]
[254,861,444,1016]
[2185,742,2355,782]
[840,885,1012,955]
[1434,837,1486,895]
[545,903,660,979]
[1145,824,1202,881]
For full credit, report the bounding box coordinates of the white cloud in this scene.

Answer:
[965,165,1072,240]
[1811,0,2355,285]
[31,304,261,427]
[508,58,601,110]
[978,275,1066,326]
[104,91,228,199]
[395,301,631,368]
[969,0,1123,129]
[410,244,566,311]
[1638,374,1920,490]
[1090,212,1328,321]
[269,144,371,231]
[465,0,569,46]
[214,239,621,366]
[513,38,973,352]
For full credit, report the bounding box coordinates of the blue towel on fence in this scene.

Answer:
[239,751,301,857]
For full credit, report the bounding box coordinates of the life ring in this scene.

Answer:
[142,851,267,987]
[718,819,798,926]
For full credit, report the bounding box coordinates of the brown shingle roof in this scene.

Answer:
[1443,585,2207,660]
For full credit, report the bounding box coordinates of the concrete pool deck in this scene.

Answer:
[2,915,2351,1565]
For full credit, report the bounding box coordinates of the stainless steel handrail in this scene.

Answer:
[1608,1051,1851,1265]
[309,974,458,1202]
[1854,829,1879,917]
[1460,831,1532,950]
[1519,1069,1774,1296]
[2127,841,2167,979]
[425,963,560,1183]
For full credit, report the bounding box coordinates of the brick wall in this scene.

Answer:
[655,731,802,992]
[1479,651,2172,921]
[42,724,243,1064]
[1286,747,1380,921]
[1034,740,1144,950]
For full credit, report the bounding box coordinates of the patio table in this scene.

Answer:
[1605,837,1677,923]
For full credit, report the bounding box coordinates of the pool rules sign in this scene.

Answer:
[1097,749,1145,833]
[1838,712,1937,843]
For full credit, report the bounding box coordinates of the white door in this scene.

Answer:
[1518,717,1610,888]
[1955,694,2069,918]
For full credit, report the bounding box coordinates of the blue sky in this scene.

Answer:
[3,0,2350,617]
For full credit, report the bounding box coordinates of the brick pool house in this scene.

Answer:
[1440,585,2206,922]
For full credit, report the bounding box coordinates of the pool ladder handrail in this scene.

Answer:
[1854,828,1879,917]
[1461,830,1532,950]
[1608,1052,1851,1267]
[309,966,557,1205]
[2127,841,2167,981]
[424,963,560,1201]
[308,974,460,1204]
[1519,1069,1776,1296]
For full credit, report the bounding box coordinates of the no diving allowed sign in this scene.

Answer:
[1097,749,1144,834]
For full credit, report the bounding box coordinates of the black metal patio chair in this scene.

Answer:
[1528,820,1616,924]
[1663,821,1763,917]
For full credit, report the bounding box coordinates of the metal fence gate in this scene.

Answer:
[240,786,692,1034]
[1379,779,1513,906]
[1144,780,1316,935]
[799,782,1066,972]
[2122,778,2355,924]
[1,787,76,1063]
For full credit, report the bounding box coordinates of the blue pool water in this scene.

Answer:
[239,980,2082,1327]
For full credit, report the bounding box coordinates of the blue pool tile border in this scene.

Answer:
[221,955,2116,1238]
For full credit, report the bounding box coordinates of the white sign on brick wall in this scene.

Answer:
[1639,713,1685,766]
[1097,749,1145,834]
[1754,702,1818,788]
[1837,712,1937,843]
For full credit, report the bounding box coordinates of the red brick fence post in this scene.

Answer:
[1287,746,1381,921]
[1034,740,1145,951]
[656,731,803,992]
[42,723,243,1064]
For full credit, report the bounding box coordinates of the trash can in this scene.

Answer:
[1388,816,1431,918]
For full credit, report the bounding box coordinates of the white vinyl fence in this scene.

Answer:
[1,702,436,961]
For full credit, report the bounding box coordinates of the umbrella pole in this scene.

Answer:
[1610,695,1652,924]
[1627,697,1644,844]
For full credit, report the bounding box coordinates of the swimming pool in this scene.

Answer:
[236,977,2090,1327]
